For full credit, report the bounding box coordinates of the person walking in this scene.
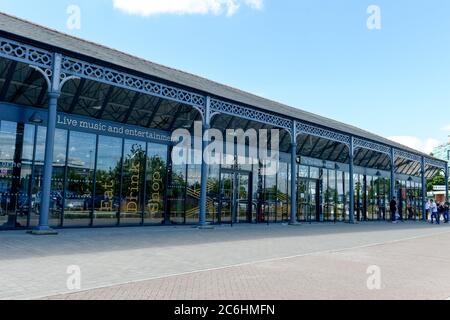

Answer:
[430,199,439,224]
[438,202,445,223]
[444,202,449,224]
[425,199,431,221]
[390,197,398,223]
[407,201,414,220]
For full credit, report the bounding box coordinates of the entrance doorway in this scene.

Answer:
[218,169,252,224]
[298,178,321,222]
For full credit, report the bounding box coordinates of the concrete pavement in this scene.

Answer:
[0,222,449,300]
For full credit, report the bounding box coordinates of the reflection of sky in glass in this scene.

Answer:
[0,121,17,161]
[97,135,122,171]
[35,127,67,165]
[68,131,96,169]
[0,122,36,164]
[22,124,35,162]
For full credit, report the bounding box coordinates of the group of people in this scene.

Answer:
[389,197,449,224]
[425,199,449,224]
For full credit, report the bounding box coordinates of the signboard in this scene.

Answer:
[56,113,171,144]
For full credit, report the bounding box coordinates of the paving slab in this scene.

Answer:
[0,222,449,300]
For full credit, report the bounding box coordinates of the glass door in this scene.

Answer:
[308,180,318,222]
[218,170,251,224]
[298,179,308,222]
[219,171,233,224]
[236,172,251,223]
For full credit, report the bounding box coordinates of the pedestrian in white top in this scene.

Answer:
[431,199,439,224]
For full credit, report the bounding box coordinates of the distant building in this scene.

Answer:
[431,138,450,202]
[432,136,450,165]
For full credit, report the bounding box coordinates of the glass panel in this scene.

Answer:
[326,169,336,222]
[298,178,308,222]
[144,143,167,224]
[367,175,374,220]
[373,177,382,220]
[93,135,122,226]
[318,169,324,222]
[310,167,320,179]
[354,174,362,221]
[120,139,145,225]
[0,122,35,229]
[253,164,261,223]
[378,178,387,220]
[344,172,350,221]
[398,180,406,220]
[299,165,309,178]
[323,170,329,221]
[64,131,96,227]
[263,170,277,223]
[16,124,35,228]
[236,172,251,223]
[219,172,233,224]
[336,171,345,221]
[417,182,423,220]
[308,179,317,222]
[384,178,391,221]
[32,127,67,227]
[168,158,186,224]
[207,164,220,224]
[185,164,201,224]
[277,162,289,223]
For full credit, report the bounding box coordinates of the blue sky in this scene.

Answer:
[1,0,449,153]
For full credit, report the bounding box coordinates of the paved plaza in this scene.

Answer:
[1,222,450,300]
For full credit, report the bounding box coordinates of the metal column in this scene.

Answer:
[390,148,396,221]
[290,121,298,225]
[32,54,65,234]
[348,137,355,224]
[199,96,211,227]
[445,165,449,201]
[35,92,59,233]
[421,157,427,221]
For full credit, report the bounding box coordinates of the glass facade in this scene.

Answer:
[0,116,428,230]
[353,174,391,222]
[64,131,95,227]
[120,139,146,225]
[0,121,35,228]
[94,135,122,226]
[396,178,423,221]
[144,143,168,224]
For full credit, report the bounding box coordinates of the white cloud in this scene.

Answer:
[112,0,263,17]
[387,136,440,154]
[441,124,450,131]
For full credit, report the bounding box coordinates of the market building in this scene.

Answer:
[0,12,447,232]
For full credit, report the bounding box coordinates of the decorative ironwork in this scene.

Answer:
[2,34,444,174]
[0,37,52,69]
[394,149,422,163]
[210,98,293,133]
[425,157,447,170]
[352,138,391,156]
[60,56,206,113]
[296,122,351,146]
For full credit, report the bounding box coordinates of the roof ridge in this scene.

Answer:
[0,11,287,109]
[0,11,436,158]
